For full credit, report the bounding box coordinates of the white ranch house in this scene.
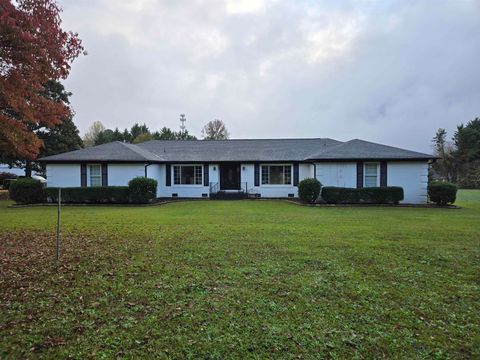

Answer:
[39,138,435,203]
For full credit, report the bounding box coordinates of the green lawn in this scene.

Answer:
[1,191,479,358]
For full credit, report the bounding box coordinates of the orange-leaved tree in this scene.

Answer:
[0,0,84,161]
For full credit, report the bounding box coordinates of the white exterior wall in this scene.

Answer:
[47,161,429,202]
[314,161,429,204]
[146,164,162,196]
[156,163,210,198]
[46,163,147,188]
[315,162,357,187]
[209,164,220,185]
[243,163,313,198]
[46,164,81,187]
[388,161,429,204]
[107,164,146,186]
[241,164,255,193]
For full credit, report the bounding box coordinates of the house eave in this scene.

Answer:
[38,159,156,164]
[307,157,437,162]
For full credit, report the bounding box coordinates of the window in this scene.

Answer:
[173,165,203,185]
[261,165,292,185]
[364,163,378,187]
[89,164,102,187]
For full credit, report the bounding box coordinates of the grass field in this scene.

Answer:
[1,191,479,358]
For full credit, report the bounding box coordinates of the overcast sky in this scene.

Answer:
[60,0,480,153]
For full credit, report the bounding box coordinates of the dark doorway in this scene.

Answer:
[220,163,241,190]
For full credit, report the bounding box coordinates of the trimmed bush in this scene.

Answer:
[9,178,45,204]
[45,186,130,204]
[428,181,457,205]
[128,177,157,203]
[298,178,321,203]
[322,186,404,204]
[0,172,18,189]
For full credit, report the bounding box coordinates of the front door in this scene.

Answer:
[220,163,241,190]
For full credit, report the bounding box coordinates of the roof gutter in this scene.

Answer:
[144,163,152,177]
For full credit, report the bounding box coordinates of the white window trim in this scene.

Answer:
[364,162,380,187]
[172,164,204,187]
[260,164,293,186]
[88,163,102,187]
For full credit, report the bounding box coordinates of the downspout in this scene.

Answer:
[144,163,152,177]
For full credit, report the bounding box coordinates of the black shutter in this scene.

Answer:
[380,161,387,187]
[80,163,87,187]
[166,163,171,187]
[356,161,364,189]
[203,163,209,186]
[293,163,299,186]
[101,163,108,186]
[254,163,260,186]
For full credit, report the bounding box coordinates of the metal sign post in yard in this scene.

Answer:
[56,188,61,261]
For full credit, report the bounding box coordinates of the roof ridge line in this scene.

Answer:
[118,141,164,161]
[142,137,340,142]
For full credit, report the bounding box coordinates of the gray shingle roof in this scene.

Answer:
[38,141,163,162]
[137,138,341,162]
[38,138,435,163]
[305,139,434,160]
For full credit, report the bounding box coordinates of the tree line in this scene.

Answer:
[431,118,480,188]
[84,117,230,146]
[83,120,196,147]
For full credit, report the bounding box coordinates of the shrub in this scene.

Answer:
[322,186,404,204]
[9,178,45,204]
[128,177,157,203]
[45,186,130,204]
[298,178,321,203]
[428,181,457,205]
[0,172,18,189]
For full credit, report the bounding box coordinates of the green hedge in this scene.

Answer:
[46,186,130,204]
[298,178,321,203]
[428,181,457,205]
[9,178,45,204]
[45,178,158,204]
[128,177,157,203]
[322,186,404,204]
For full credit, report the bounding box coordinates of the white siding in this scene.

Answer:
[47,163,148,188]
[156,164,210,198]
[209,164,220,185]
[315,161,429,204]
[46,164,81,187]
[300,163,315,180]
[47,161,429,202]
[241,164,255,193]
[146,164,162,196]
[244,163,313,198]
[315,162,357,188]
[388,161,429,204]
[108,164,145,186]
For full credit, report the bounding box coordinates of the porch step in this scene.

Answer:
[210,191,247,200]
